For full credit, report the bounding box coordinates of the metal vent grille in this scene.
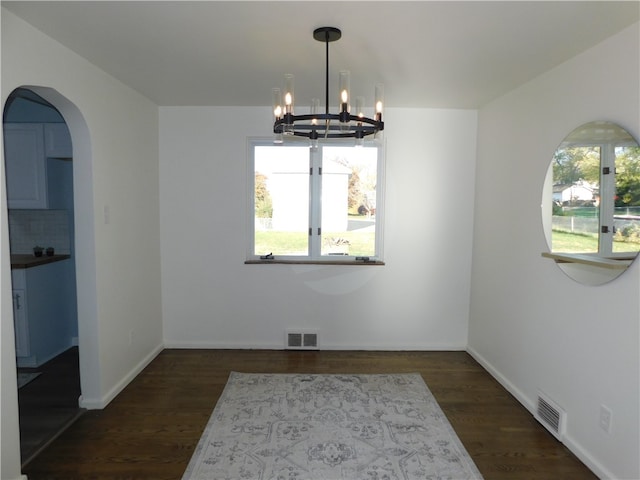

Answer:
[303,333,318,347]
[287,333,302,348]
[535,391,566,441]
[286,331,319,350]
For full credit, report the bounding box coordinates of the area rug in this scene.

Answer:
[182,372,483,480]
[17,372,41,389]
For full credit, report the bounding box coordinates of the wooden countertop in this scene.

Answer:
[11,254,71,269]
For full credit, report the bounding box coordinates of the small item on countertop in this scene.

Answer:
[33,246,44,257]
[46,247,55,257]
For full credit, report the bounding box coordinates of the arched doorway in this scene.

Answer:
[3,86,98,466]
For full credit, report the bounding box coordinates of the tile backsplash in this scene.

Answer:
[9,209,71,255]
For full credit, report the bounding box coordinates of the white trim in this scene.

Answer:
[247,138,385,262]
[466,346,614,480]
[79,343,163,409]
[163,340,467,351]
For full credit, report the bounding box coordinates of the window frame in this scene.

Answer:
[599,143,616,255]
[552,141,639,257]
[246,137,385,265]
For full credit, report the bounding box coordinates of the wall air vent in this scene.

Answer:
[535,391,566,441]
[286,330,319,350]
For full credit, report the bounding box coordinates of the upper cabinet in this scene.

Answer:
[4,122,72,209]
[44,123,72,158]
[4,123,48,209]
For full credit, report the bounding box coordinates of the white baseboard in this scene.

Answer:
[79,343,163,409]
[163,339,468,351]
[466,346,535,410]
[163,340,282,350]
[466,346,613,480]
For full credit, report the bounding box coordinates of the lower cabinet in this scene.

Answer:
[12,287,29,358]
[11,261,78,367]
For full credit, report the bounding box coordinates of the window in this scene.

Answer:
[550,128,640,256]
[248,139,384,263]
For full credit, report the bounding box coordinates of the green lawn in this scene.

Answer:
[552,230,640,253]
[255,231,308,256]
[255,230,375,256]
[256,228,639,257]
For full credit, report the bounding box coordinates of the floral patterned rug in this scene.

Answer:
[182,372,483,480]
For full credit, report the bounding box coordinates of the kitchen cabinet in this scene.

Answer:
[12,269,33,365]
[44,123,72,158]
[4,122,72,209]
[11,260,77,367]
[12,285,30,358]
[4,123,47,209]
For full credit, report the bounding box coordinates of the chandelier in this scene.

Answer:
[272,27,384,147]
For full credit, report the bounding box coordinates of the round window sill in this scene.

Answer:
[541,252,634,270]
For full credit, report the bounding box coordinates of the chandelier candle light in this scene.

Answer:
[272,27,384,147]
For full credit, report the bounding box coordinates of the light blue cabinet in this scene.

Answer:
[44,123,72,158]
[11,260,78,367]
[4,123,47,209]
[4,122,72,209]
[12,286,29,358]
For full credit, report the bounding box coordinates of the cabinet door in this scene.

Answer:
[13,289,30,358]
[4,124,47,209]
[44,123,72,158]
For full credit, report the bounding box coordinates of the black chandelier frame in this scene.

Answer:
[273,27,384,140]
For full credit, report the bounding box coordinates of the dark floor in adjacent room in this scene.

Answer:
[17,346,84,467]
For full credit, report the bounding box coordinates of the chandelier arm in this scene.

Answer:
[274,114,383,138]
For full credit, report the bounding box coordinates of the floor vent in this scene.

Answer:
[535,391,566,441]
[286,331,319,350]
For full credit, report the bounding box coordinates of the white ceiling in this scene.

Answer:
[3,1,639,108]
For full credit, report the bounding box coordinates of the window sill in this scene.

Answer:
[245,260,385,266]
[541,252,635,270]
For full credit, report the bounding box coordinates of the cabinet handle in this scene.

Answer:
[14,294,21,310]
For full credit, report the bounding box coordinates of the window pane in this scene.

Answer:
[614,145,640,253]
[551,146,600,253]
[321,146,378,257]
[254,146,309,256]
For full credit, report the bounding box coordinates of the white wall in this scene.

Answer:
[5,4,634,480]
[469,23,640,480]
[1,9,163,479]
[160,106,477,350]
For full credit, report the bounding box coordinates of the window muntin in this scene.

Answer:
[250,140,384,262]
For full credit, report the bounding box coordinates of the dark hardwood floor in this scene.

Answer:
[22,349,597,479]
[17,346,84,467]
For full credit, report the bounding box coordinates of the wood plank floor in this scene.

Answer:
[17,347,84,466]
[23,349,597,480]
